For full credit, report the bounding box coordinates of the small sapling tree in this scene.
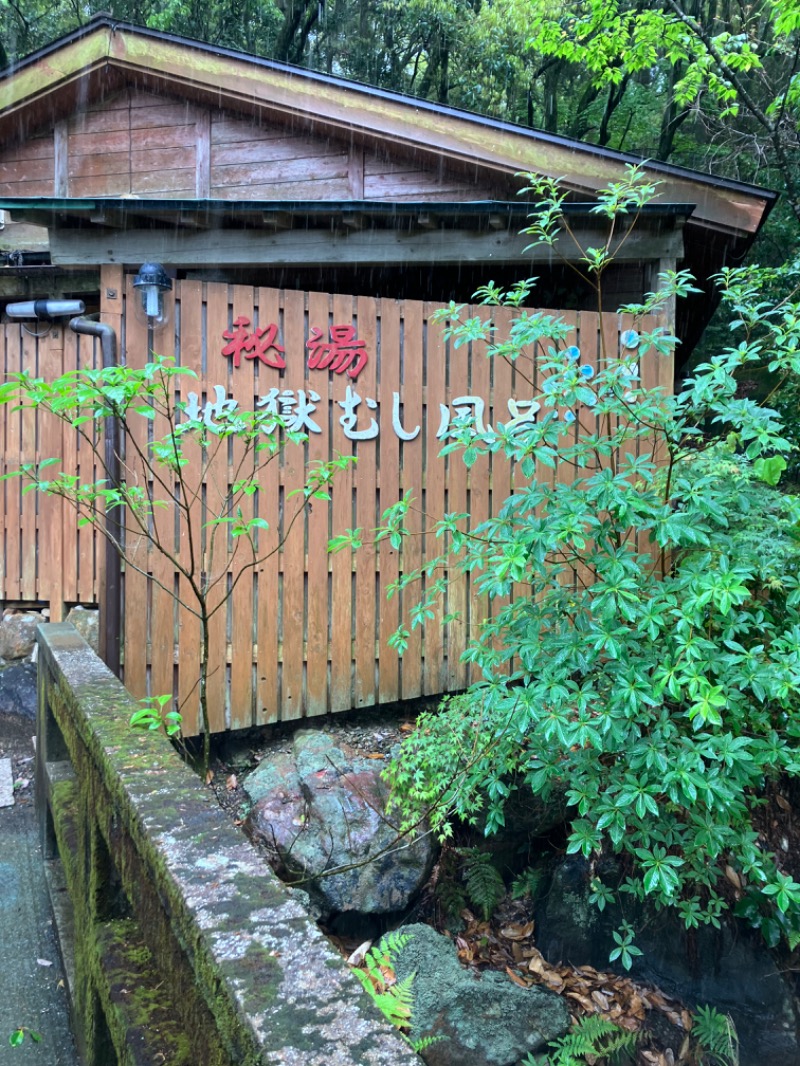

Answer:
[383,166,800,958]
[0,357,351,769]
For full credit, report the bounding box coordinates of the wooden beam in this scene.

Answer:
[261,212,293,231]
[416,213,439,229]
[645,257,678,335]
[54,120,69,197]
[0,269,100,297]
[347,147,365,199]
[88,209,129,228]
[195,111,211,198]
[48,222,685,267]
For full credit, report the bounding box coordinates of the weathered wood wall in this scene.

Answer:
[0,320,100,610]
[0,88,507,201]
[118,278,666,734]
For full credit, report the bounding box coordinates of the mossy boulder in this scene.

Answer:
[387,922,569,1066]
[244,730,435,917]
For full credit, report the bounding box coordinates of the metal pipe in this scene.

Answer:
[6,299,85,319]
[68,316,121,678]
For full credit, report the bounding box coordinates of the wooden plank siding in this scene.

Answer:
[110,280,667,733]
[0,88,500,202]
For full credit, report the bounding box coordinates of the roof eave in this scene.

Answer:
[0,18,776,240]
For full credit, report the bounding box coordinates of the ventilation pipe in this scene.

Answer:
[69,316,121,678]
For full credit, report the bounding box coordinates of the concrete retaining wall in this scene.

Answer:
[36,622,418,1066]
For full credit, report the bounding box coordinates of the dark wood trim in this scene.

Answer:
[48,222,685,267]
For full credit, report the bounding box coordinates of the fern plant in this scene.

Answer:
[511,865,545,901]
[351,931,441,1053]
[522,1014,638,1066]
[460,847,506,920]
[435,874,467,923]
[692,1005,739,1066]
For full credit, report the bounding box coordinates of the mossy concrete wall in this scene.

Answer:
[36,623,419,1066]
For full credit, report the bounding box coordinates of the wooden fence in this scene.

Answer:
[0,319,99,610]
[0,276,669,734]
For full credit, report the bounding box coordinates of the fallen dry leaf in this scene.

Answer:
[776,794,791,812]
[505,967,530,989]
[527,954,546,976]
[226,773,238,790]
[618,1016,640,1032]
[346,940,373,967]
[366,753,385,759]
[724,864,741,890]
[541,971,566,994]
[566,991,596,1013]
[628,991,646,1019]
[205,769,214,785]
[500,921,535,941]
[591,989,610,1011]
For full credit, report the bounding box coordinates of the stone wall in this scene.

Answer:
[36,623,418,1066]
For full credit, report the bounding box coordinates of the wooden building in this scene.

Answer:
[0,16,776,733]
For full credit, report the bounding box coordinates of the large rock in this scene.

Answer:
[244,730,435,918]
[387,922,569,1066]
[537,857,800,1066]
[0,611,43,660]
[0,662,37,720]
[65,606,100,654]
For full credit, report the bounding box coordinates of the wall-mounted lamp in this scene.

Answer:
[6,299,85,320]
[132,262,172,330]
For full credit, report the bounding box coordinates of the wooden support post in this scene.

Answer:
[98,265,124,670]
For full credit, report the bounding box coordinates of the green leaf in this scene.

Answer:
[753,455,787,486]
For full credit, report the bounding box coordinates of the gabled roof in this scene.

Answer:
[0,14,776,238]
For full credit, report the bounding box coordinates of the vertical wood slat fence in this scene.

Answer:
[0,281,668,734]
[0,319,100,613]
[119,280,667,734]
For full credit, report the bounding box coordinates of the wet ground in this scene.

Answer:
[0,713,79,1065]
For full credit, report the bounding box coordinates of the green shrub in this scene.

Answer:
[384,170,800,960]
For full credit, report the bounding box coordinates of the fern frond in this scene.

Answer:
[380,931,412,957]
[540,1014,638,1066]
[436,877,467,920]
[692,1005,739,1066]
[512,865,545,900]
[461,849,505,920]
